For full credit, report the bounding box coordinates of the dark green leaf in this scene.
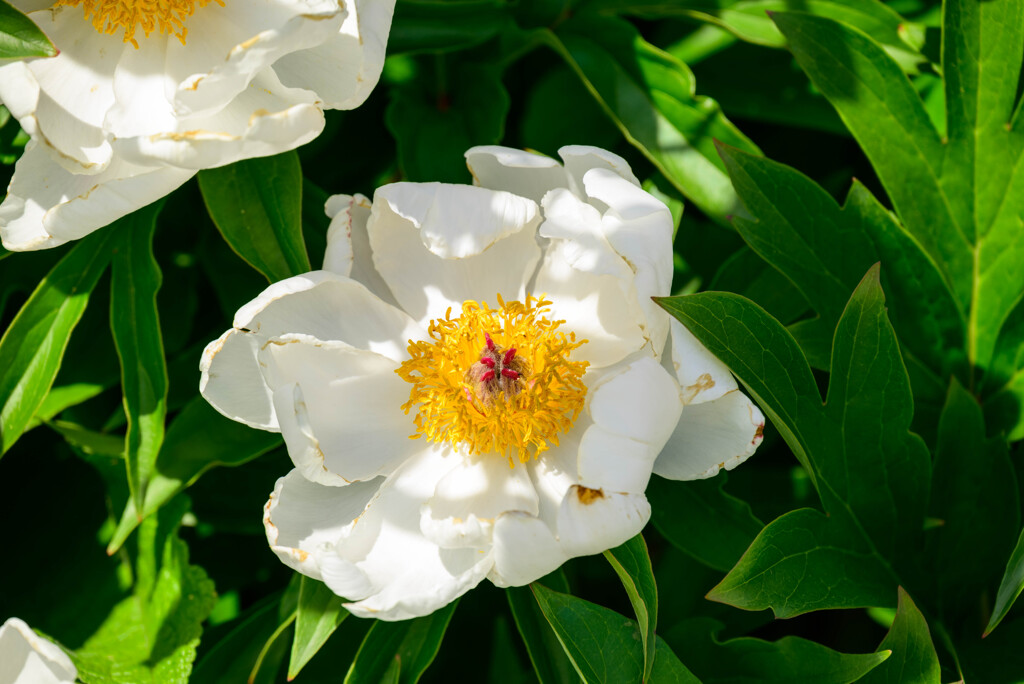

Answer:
[707,508,895,616]
[604,534,657,682]
[531,583,644,683]
[192,596,284,684]
[288,577,349,680]
[0,230,115,454]
[774,1,1024,379]
[859,588,940,684]
[717,143,966,389]
[386,61,509,184]
[666,616,890,683]
[72,499,217,684]
[928,379,1019,621]
[389,0,511,54]
[107,398,282,553]
[198,151,311,282]
[344,601,458,684]
[0,0,56,58]
[650,638,702,683]
[987,527,1024,636]
[547,13,759,223]
[507,572,577,684]
[661,267,931,615]
[109,202,168,515]
[648,474,763,572]
[708,247,809,325]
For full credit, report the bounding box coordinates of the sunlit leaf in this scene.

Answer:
[344,601,458,684]
[0,0,56,58]
[288,577,348,680]
[198,151,311,283]
[859,588,940,684]
[109,202,168,516]
[0,230,115,454]
[604,535,657,682]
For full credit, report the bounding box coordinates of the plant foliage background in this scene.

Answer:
[2,0,1024,681]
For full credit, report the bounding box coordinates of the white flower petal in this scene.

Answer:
[577,426,657,494]
[558,145,640,193]
[199,273,424,429]
[264,469,382,580]
[272,0,395,109]
[654,389,766,481]
[488,512,568,587]
[324,193,397,304]
[667,318,738,405]
[261,335,416,485]
[0,618,76,684]
[0,141,194,251]
[230,272,424,361]
[464,145,569,203]
[556,485,650,557]
[317,448,494,621]
[168,0,344,118]
[0,11,119,171]
[421,455,539,549]
[199,329,279,430]
[528,427,584,532]
[105,36,177,138]
[368,183,542,326]
[580,167,674,356]
[587,356,682,444]
[117,69,324,170]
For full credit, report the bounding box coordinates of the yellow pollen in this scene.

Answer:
[397,295,589,467]
[55,0,225,47]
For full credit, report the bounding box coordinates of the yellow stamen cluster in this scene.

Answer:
[397,295,589,466]
[55,0,224,47]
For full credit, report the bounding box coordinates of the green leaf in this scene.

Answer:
[928,379,1019,620]
[71,498,217,684]
[507,572,577,684]
[386,61,509,184]
[666,616,890,683]
[604,534,657,682]
[987,527,1024,636]
[707,508,896,616]
[859,588,940,684]
[708,247,809,326]
[288,577,349,680]
[388,0,511,54]
[650,638,703,684]
[198,151,311,283]
[107,397,282,553]
[982,294,1024,439]
[0,230,115,454]
[648,474,763,572]
[108,202,168,516]
[0,0,56,58]
[546,13,759,223]
[716,143,967,387]
[192,595,286,684]
[773,0,1024,379]
[531,583,644,683]
[344,601,458,684]
[660,266,931,615]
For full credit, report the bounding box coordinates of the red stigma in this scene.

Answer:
[485,332,496,351]
[501,368,520,380]
[479,357,495,367]
[503,348,517,365]
[480,369,495,382]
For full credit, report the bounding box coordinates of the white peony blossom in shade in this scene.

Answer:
[0,0,395,251]
[200,145,765,621]
[0,618,76,684]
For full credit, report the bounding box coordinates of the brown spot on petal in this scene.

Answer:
[293,549,309,562]
[576,486,605,505]
[753,424,764,443]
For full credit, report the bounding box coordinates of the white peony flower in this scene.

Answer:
[0,618,76,684]
[0,0,395,251]
[200,145,765,621]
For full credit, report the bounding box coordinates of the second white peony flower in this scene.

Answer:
[200,145,765,620]
[0,0,394,251]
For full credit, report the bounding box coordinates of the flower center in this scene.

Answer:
[54,0,224,47]
[397,296,589,466]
